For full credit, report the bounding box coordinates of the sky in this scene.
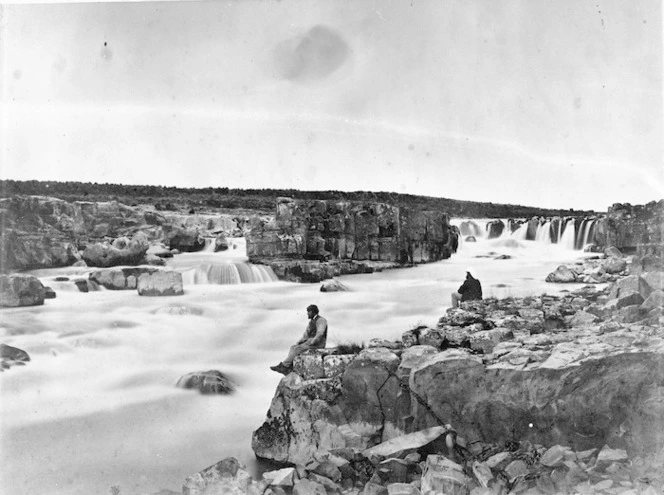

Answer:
[1,0,662,211]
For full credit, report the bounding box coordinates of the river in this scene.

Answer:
[0,223,595,494]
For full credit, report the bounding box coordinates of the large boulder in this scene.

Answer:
[545,265,579,283]
[0,274,46,307]
[168,229,206,253]
[602,257,627,274]
[137,270,184,296]
[81,233,150,268]
[410,347,664,453]
[641,290,664,311]
[252,348,402,465]
[1,343,30,371]
[641,271,664,295]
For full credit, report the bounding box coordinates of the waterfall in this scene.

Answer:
[556,221,563,245]
[559,219,576,249]
[203,238,217,252]
[171,237,278,284]
[182,262,278,285]
[511,222,529,240]
[579,219,596,250]
[535,221,552,244]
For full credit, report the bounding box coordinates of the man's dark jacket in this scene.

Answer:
[458,276,483,302]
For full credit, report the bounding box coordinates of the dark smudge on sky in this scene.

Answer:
[272,25,349,81]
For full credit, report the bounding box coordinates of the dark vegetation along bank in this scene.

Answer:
[0,180,595,218]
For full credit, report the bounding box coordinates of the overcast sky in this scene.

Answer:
[1,0,662,210]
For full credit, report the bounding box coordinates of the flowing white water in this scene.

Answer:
[559,219,577,250]
[535,221,552,244]
[0,231,595,495]
[507,221,528,241]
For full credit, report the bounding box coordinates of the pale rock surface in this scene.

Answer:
[137,270,184,296]
[0,274,45,307]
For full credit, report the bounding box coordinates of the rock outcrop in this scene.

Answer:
[81,233,150,268]
[0,274,46,307]
[246,198,458,282]
[0,196,168,272]
[545,249,629,284]
[0,195,247,272]
[252,273,664,469]
[605,201,663,253]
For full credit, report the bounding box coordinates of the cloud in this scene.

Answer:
[272,25,350,82]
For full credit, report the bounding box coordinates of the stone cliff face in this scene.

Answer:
[606,201,664,253]
[0,195,246,272]
[0,196,169,272]
[245,198,457,267]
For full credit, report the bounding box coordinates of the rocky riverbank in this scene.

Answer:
[177,249,663,495]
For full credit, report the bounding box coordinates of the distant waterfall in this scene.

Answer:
[535,221,552,244]
[559,219,576,249]
[451,217,597,250]
[511,223,529,240]
[575,219,597,250]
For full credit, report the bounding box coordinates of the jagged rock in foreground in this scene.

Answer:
[249,269,663,494]
[187,440,663,494]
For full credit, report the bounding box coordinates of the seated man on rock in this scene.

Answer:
[451,269,483,308]
[270,304,328,375]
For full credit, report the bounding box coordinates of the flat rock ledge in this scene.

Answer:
[255,258,402,283]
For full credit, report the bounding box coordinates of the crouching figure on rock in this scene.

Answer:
[451,270,483,308]
[270,304,328,375]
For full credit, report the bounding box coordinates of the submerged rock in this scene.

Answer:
[320,278,349,292]
[176,370,235,394]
